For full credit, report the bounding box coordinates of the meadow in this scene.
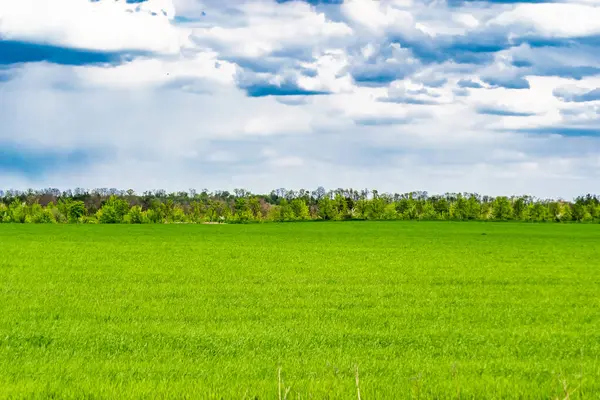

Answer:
[1,222,599,399]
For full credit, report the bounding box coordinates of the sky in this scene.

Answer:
[0,0,599,198]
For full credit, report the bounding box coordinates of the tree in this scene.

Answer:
[432,196,450,220]
[466,195,481,220]
[572,203,591,222]
[365,197,386,220]
[29,203,56,223]
[206,199,230,222]
[317,196,338,220]
[8,200,26,223]
[232,197,254,223]
[492,197,513,221]
[450,195,468,220]
[332,194,350,220]
[529,202,550,222]
[126,206,147,224]
[419,202,437,220]
[383,203,398,220]
[0,186,599,224]
[97,196,130,224]
[278,199,295,221]
[290,198,310,221]
[512,197,529,221]
[557,202,573,222]
[248,197,264,221]
[68,201,86,223]
[0,203,8,223]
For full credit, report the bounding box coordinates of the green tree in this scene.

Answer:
[126,205,147,224]
[480,201,493,220]
[492,197,513,221]
[57,199,85,223]
[466,196,481,220]
[353,199,369,220]
[68,201,86,223]
[365,197,386,220]
[383,203,398,220]
[420,202,437,220]
[432,197,450,220]
[450,195,468,220]
[172,205,188,223]
[189,201,205,223]
[8,200,26,223]
[0,203,8,223]
[206,199,230,222]
[557,202,573,222]
[512,197,529,221]
[528,203,550,222]
[97,196,130,224]
[28,203,56,224]
[147,199,165,223]
[276,199,294,221]
[332,194,350,220]
[290,198,310,221]
[318,197,339,220]
[248,197,264,221]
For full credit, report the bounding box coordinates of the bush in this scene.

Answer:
[127,206,148,224]
[29,204,56,224]
[0,203,8,223]
[172,206,188,223]
[8,201,27,223]
[145,209,163,224]
[98,196,130,224]
[68,201,86,223]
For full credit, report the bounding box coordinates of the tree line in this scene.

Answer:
[0,187,599,224]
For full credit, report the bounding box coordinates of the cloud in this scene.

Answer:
[482,75,531,89]
[244,82,330,97]
[490,3,600,38]
[348,43,421,86]
[354,117,414,126]
[0,141,107,178]
[0,0,186,54]
[506,43,600,80]
[379,81,443,105]
[458,79,484,89]
[0,40,133,66]
[476,106,537,117]
[554,86,600,103]
[513,127,600,137]
[1,0,600,198]
[189,1,351,59]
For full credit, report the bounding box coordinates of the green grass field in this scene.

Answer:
[1,222,599,399]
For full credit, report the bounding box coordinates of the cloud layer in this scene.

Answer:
[0,0,599,198]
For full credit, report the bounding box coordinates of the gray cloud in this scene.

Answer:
[554,87,600,103]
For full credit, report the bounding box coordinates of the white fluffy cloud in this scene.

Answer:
[490,3,600,38]
[0,0,187,53]
[190,1,352,58]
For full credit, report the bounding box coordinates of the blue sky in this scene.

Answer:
[0,0,599,198]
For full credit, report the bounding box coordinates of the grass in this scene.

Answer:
[1,222,599,399]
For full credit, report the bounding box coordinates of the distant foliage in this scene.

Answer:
[0,188,599,224]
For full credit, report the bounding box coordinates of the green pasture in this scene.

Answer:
[1,222,599,398]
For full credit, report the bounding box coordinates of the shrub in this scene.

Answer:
[29,204,56,224]
[127,206,148,224]
[8,200,27,223]
[68,201,86,223]
[146,209,163,224]
[98,196,130,224]
[0,203,8,223]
